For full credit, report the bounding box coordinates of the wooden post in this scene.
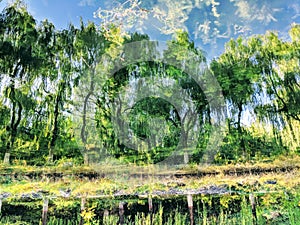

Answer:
[118,202,125,225]
[249,193,257,224]
[3,153,10,164]
[103,209,109,217]
[103,209,109,224]
[148,195,153,213]
[79,197,86,225]
[148,195,153,224]
[42,198,49,225]
[187,194,194,225]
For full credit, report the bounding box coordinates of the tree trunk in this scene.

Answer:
[4,133,13,164]
[83,149,89,165]
[47,88,62,163]
[237,103,243,136]
[4,90,22,164]
[47,148,54,163]
[81,70,95,166]
[182,131,189,164]
[184,151,189,164]
[287,118,297,145]
[237,103,246,158]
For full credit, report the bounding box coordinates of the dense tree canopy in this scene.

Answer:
[0,3,299,165]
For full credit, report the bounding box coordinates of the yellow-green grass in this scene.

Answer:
[0,154,300,198]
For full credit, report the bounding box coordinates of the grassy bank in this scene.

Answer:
[0,155,300,224]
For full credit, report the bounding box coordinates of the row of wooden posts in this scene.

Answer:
[40,194,195,225]
[0,193,256,225]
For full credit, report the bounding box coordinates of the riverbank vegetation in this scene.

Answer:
[0,1,300,224]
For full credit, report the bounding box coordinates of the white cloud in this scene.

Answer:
[290,4,300,19]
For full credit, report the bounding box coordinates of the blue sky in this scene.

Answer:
[0,0,102,29]
[1,0,299,58]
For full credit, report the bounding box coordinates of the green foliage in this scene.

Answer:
[0,1,299,166]
[214,122,286,164]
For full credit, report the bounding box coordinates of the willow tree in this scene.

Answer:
[210,37,260,158]
[253,25,300,148]
[73,20,111,165]
[94,31,153,163]
[96,30,210,165]
[43,25,78,162]
[210,25,300,160]
[0,2,42,164]
[163,30,208,164]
